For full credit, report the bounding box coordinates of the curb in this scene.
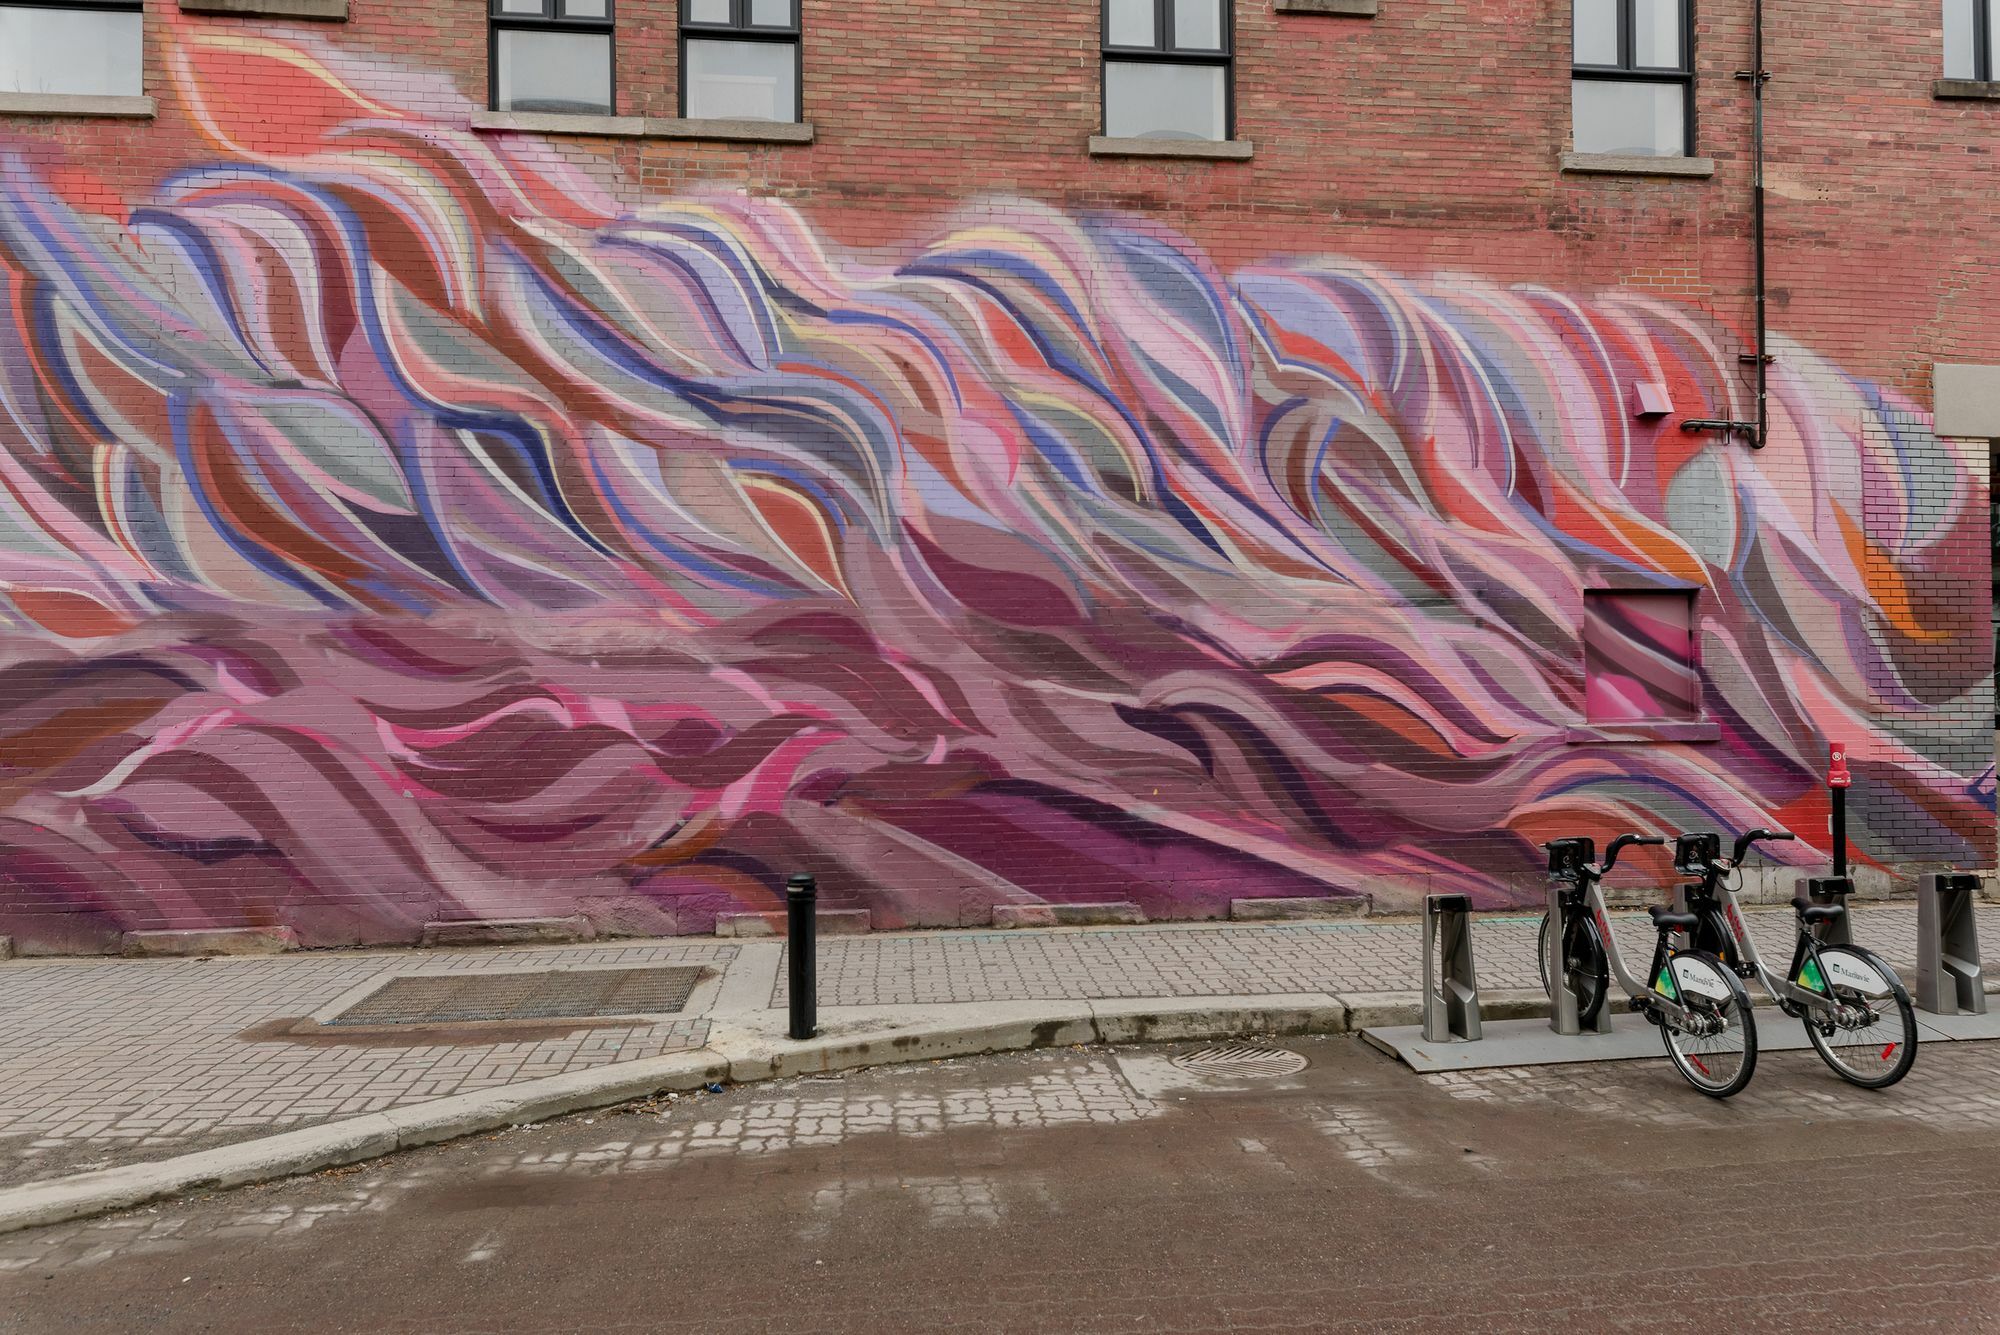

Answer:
[0,991,1419,1238]
[9,966,1967,1238]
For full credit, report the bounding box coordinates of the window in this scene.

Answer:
[0,1,142,97]
[1583,591,1699,723]
[1946,0,1997,80]
[1102,0,1232,141]
[490,0,615,116]
[1571,0,1692,157]
[681,0,800,122]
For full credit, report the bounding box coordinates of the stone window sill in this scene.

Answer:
[179,0,347,17]
[1560,152,1715,178]
[0,93,155,119]
[1565,722,1721,745]
[471,112,814,143]
[1935,78,2000,100]
[1088,136,1254,160]
[1275,0,1378,14]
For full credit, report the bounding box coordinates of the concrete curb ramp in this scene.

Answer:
[7,989,1553,1237]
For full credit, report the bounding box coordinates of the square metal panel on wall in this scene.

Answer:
[326,966,704,1026]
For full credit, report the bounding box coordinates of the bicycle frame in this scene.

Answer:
[1689,871,1869,1017]
[1550,873,1710,1032]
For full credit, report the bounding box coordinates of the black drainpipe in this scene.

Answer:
[1681,0,1771,448]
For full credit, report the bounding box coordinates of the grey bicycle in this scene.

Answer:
[1675,828,1917,1089]
[1543,834,1759,1098]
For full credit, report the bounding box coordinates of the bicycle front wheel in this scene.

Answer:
[1802,945,1918,1090]
[1656,951,1758,1098]
[1538,910,1607,1024]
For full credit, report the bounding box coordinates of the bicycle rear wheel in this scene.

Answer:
[1656,951,1758,1098]
[1802,945,1918,1090]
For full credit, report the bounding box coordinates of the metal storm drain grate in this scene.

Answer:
[1168,1043,1309,1080]
[327,966,703,1027]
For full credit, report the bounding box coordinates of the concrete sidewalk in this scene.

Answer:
[0,901,1993,1225]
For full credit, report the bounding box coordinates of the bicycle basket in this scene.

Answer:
[1546,838,1594,881]
[1673,832,1721,876]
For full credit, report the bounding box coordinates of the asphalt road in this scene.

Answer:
[5,1036,2000,1333]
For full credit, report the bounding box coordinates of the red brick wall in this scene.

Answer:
[0,1,1987,952]
[24,0,2000,391]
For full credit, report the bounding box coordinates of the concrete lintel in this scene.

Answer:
[1934,363,2000,438]
[471,111,814,143]
[471,111,649,137]
[640,116,815,143]
[0,93,155,119]
[121,927,298,957]
[1275,0,1379,13]
[1089,136,1255,161]
[178,0,348,17]
[1934,78,2000,100]
[418,917,595,948]
[1560,152,1716,179]
[1565,721,1722,745]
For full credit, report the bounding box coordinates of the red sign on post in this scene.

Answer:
[1828,741,1852,789]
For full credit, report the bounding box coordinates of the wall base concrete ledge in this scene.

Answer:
[121,927,297,957]
[419,917,594,947]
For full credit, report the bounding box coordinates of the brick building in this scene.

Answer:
[0,0,1990,953]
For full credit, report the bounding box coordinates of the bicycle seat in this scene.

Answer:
[1649,905,1699,932]
[1791,895,1845,925]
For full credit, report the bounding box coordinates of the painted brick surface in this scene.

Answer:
[0,2,1990,952]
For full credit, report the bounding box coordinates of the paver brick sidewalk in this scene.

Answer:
[0,902,1991,1191]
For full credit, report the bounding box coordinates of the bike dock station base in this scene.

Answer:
[1362,1007,2000,1074]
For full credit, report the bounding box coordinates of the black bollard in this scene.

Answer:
[1831,784,1848,877]
[1828,740,1851,877]
[787,873,817,1040]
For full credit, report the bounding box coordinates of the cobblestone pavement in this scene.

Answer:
[1,901,1992,1193]
[778,904,2000,1005]
[5,1037,1999,1331]
[0,943,729,1188]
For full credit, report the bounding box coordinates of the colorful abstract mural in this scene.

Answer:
[0,26,1988,948]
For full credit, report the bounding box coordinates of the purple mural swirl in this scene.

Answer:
[0,25,1986,947]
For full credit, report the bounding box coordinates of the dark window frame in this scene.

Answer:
[678,0,803,123]
[488,0,617,116]
[1100,0,1235,141]
[1570,0,1696,156]
[1581,587,1703,726]
[1952,0,1995,80]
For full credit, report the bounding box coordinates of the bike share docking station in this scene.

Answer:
[1364,741,1999,1073]
[1913,872,1992,1037]
[1421,894,1482,1044]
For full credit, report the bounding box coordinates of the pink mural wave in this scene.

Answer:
[0,22,1986,945]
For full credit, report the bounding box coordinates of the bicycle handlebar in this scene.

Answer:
[1730,827,1795,865]
[1601,833,1666,875]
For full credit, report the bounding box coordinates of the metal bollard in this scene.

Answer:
[1917,872,1986,1016]
[1804,876,1854,947]
[787,873,818,1039]
[1421,893,1482,1043]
